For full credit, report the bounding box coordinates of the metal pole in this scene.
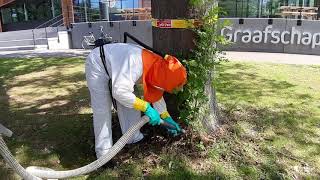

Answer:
[24,3,28,21]
[241,0,244,17]
[270,0,273,17]
[256,0,260,17]
[45,27,49,49]
[107,1,110,21]
[84,0,88,22]
[66,4,70,28]
[236,0,238,17]
[133,0,135,19]
[51,0,55,17]
[32,29,36,48]
[258,0,262,18]
[246,0,249,17]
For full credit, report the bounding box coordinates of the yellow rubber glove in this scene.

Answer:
[133,97,148,112]
[133,98,161,126]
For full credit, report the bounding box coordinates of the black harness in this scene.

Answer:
[99,45,117,109]
[95,32,165,110]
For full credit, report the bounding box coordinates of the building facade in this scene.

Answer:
[0,0,151,32]
[0,0,62,32]
[219,0,320,19]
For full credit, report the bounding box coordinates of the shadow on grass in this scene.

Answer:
[214,62,320,178]
[0,57,231,179]
[1,59,319,179]
[85,154,230,180]
[0,57,96,176]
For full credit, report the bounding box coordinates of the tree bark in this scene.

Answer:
[201,77,220,133]
[152,0,220,132]
[151,0,195,57]
[203,0,221,134]
[151,0,195,119]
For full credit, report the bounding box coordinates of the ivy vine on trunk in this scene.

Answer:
[177,0,229,133]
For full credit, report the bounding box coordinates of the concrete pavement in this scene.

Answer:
[224,51,320,65]
[0,49,319,65]
[0,49,90,58]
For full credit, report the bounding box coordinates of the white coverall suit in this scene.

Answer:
[85,43,168,158]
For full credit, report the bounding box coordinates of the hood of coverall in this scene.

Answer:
[142,49,187,103]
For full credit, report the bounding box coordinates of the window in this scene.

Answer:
[1,8,12,24]
[219,0,316,18]
[27,0,52,21]
[1,0,62,25]
[73,0,150,22]
[1,6,25,24]
[219,0,265,18]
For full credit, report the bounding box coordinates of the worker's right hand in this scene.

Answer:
[145,104,161,126]
[164,117,181,132]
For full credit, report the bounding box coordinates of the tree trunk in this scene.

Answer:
[201,0,221,134]
[151,0,195,57]
[201,77,220,133]
[151,0,195,119]
[152,0,220,132]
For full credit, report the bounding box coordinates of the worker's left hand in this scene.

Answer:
[164,117,181,136]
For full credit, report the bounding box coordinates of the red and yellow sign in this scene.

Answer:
[155,20,172,28]
[152,19,200,29]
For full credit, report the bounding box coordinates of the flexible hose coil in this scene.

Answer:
[0,116,149,180]
[0,136,42,180]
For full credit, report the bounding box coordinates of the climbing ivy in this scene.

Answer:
[177,0,229,126]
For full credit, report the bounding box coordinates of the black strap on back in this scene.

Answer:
[96,32,165,110]
[123,32,165,57]
[99,46,117,110]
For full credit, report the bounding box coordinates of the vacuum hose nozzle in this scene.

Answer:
[159,119,186,134]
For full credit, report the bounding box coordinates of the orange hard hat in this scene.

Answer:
[142,49,187,103]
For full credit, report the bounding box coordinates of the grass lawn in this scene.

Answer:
[0,57,319,179]
[214,62,320,179]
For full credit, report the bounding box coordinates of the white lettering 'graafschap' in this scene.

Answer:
[220,25,320,49]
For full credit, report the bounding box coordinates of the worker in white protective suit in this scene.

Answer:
[85,43,187,159]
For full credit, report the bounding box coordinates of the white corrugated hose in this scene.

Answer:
[0,116,149,180]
